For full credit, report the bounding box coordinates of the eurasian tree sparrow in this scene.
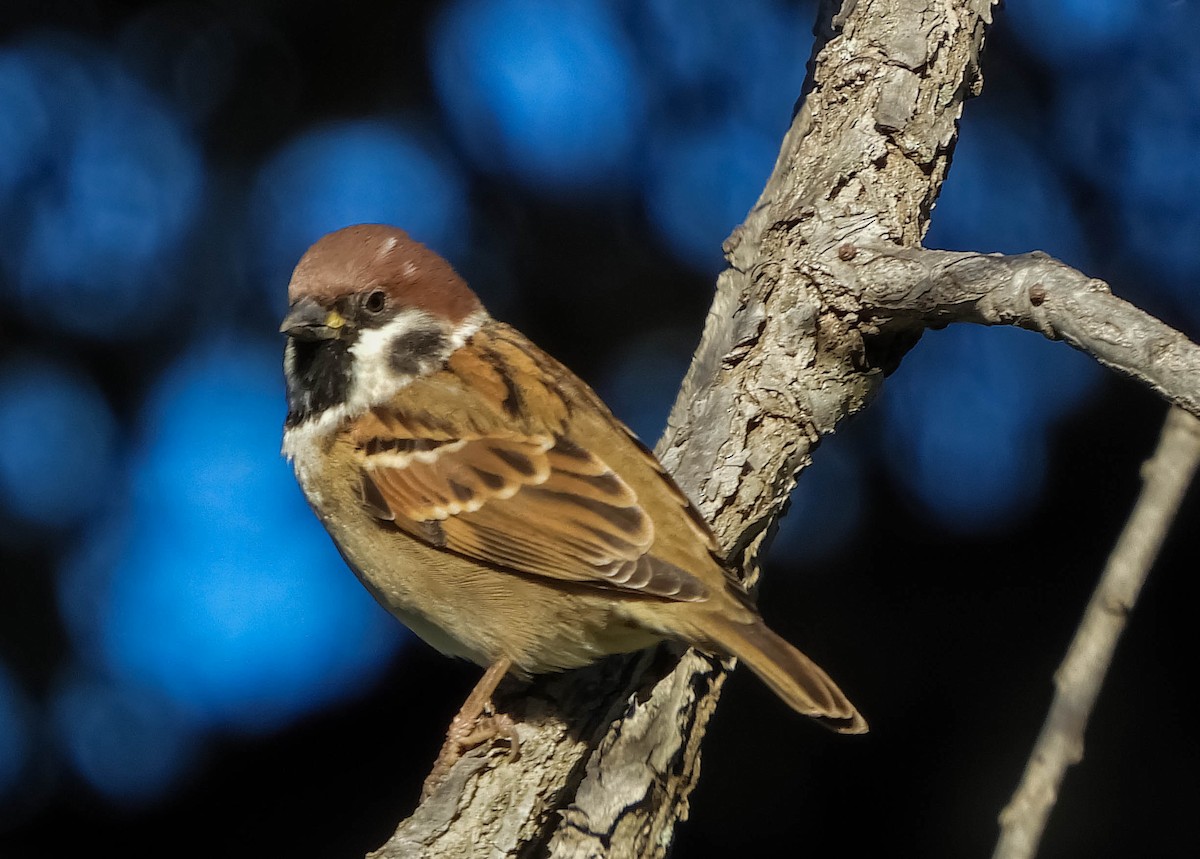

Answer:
[280,224,866,772]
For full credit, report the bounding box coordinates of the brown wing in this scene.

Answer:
[348,330,709,601]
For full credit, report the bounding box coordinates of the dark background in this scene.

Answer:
[1,1,1198,856]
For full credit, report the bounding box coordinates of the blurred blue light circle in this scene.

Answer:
[50,669,200,805]
[0,665,33,799]
[645,122,778,273]
[997,327,1103,422]
[596,329,692,443]
[637,0,814,134]
[1119,93,1200,216]
[254,119,469,310]
[116,4,240,126]
[881,325,1097,532]
[1050,69,1124,188]
[926,111,1091,272]
[0,35,204,341]
[0,52,50,195]
[0,35,111,195]
[430,0,646,194]
[892,391,1048,532]
[101,512,402,732]
[80,339,403,732]
[1050,20,1200,309]
[1111,77,1200,301]
[771,438,865,566]
[130,341,304,533]
[1119,202,1200,324]
[0,359,119,529]
[1004,0,1139,65]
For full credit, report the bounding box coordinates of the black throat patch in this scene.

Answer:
[284,336,354,426]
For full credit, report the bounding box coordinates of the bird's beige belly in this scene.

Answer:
[301,460,661,674]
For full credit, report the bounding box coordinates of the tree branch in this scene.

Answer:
[842,247,1200,419]
[992,407,1200,859]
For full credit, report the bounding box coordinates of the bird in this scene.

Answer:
[279,224,866,781]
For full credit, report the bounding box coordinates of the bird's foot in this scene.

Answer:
[420,658,519,801]
[421,700,520,800]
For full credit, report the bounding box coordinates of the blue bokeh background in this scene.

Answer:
[1,1,1197,857]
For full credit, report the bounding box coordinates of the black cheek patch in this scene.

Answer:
[390,327,448,376]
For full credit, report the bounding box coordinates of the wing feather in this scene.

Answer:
[347,324,710,602]
[357,429,707,600]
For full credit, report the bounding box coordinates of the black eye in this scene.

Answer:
[363,290,388,314]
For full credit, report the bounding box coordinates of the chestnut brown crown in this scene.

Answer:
[287,224,482,325]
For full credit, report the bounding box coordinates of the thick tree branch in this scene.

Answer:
[993,407,1200,859]
[842,247,1200,419]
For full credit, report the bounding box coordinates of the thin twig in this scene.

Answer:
[993,407,1200,859]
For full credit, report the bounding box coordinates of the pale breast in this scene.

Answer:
[285,425,662,674]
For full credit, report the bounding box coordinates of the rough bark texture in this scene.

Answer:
[370,1,1200,856]
[847,247,1200,417]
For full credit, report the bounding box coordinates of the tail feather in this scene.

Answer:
[706,615,868,734]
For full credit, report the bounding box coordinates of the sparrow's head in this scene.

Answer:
[280,224,485,425]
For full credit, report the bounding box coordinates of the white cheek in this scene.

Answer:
[346,309,430,410]
[347,308,486,409]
